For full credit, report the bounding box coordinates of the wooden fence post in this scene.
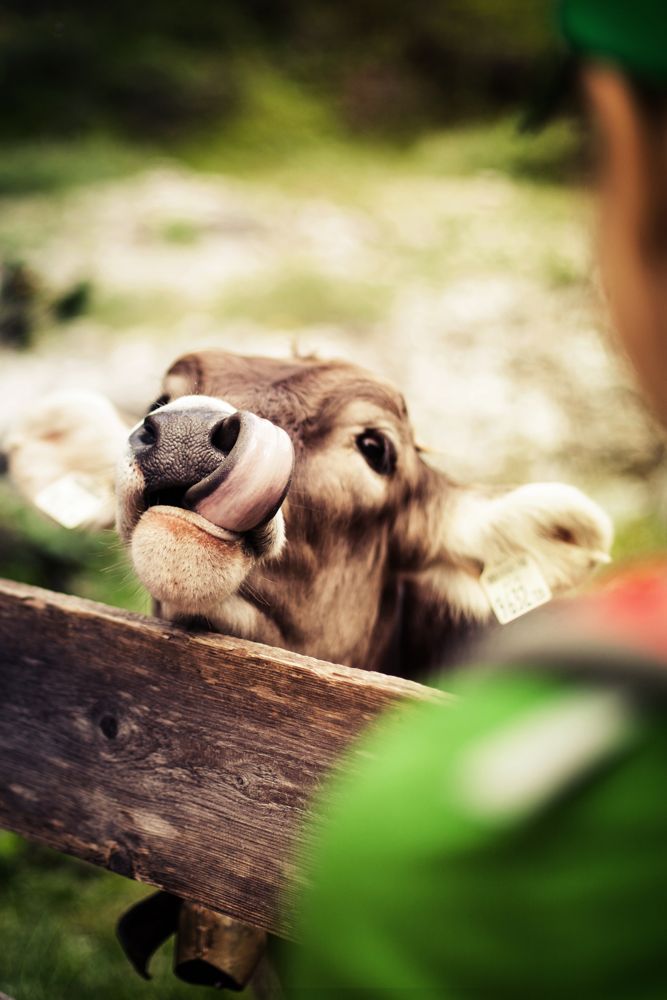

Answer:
[0,578,440,937]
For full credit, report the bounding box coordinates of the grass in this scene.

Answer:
[0,62,583,204]
[0,135,158,197]
[179,117,584,207]
[173,64,583,194]
[91,273,387,332]
[159,219,204,245]
[0,482,148,613]
[216,269,388,329]
[613,510,667,562]
[89,290,186,331]
[0,835,222,1000]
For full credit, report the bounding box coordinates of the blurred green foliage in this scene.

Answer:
[0,481,147,612]
[217,269,387,329]
[0,136,156,196]
[181,98,584,186]
[0,1,560,141]
[613,510,667,561]
[0,113,583,203]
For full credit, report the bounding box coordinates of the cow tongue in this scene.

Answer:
[183,411,294,533]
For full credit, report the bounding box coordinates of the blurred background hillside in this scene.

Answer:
[1,2,666,998]
[1,0,560,143]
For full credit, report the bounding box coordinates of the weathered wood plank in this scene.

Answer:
[0,578,439,937]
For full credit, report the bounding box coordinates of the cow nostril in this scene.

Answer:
[210,413,241,456]
[137,416,158,447]
[129,415,159,456]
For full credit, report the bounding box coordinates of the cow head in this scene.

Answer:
[6,349,612,677]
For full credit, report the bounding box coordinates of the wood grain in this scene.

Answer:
[0,578,440,937]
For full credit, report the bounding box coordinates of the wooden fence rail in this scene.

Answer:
[0,578,438,937]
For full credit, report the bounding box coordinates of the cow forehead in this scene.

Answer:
[163,350,409,430]
[165,350,314,395]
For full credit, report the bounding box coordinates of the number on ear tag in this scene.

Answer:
[481,553,552,625]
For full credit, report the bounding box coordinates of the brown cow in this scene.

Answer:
[8,349,613,675]
[112,350,611,677]
[6,347,613,987]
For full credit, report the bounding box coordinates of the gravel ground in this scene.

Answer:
[1,163,664,523]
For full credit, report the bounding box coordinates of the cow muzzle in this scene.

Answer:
[124,400,294,538]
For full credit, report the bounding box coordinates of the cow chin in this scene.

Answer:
[130,506,255,619]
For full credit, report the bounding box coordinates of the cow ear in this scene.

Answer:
[447,482,613,610]
[403,479,612,628]
[395,481,613,678]
[4,390,131,530]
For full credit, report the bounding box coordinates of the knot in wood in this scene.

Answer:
[99,714,118,740]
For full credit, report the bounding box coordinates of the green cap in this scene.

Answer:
[562,0,667,86]
[524,0,667,131]
[285,665,667,998]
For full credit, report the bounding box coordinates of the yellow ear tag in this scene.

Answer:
[480,553,552,625]
[34,474,108,529]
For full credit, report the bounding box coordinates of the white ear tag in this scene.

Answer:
[34,474,109,529]
[480,553,552,625]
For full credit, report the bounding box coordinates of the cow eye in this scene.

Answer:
[146,394,170,413]
[356,430,396,476]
